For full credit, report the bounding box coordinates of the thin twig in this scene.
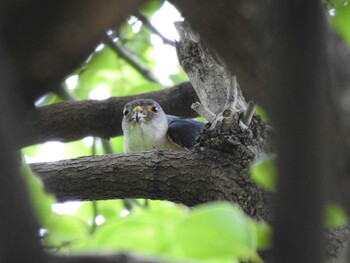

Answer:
[103,34,160,83]
[135,11,175,47]
[90,201,98,234]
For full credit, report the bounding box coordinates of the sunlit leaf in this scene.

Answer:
[120,82,163,96]
[250,155,277,192]
[255,104,269,123]
[325,203,347,227]
[169,66,189,83]
[255,222,272,250]
[91,203,185,255]
[110,136,124,154]
[62,140,92,159]
[22,162,55,226]
[173,203,261,263]
[22,144,44,158]
[331,4,350,48]
[140,0,164,18]
[45,214,90,242]
[95,200,125,221]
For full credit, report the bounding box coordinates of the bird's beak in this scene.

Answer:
[133,106,144,123]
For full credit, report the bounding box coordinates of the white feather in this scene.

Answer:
[123,117,169,153]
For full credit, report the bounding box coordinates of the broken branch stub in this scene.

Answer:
[175,20,270,156]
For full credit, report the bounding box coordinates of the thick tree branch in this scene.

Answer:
[31,149,269,220]
[20,82,199,147]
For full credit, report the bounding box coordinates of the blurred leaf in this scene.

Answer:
[75,201,95,223]
[95,200,125,221]
[331,4,350,48]
[255,222,272,250]
[92,219,167,254]
[325,203,347,227]
[140,0,164,18]
[255,104,269,123]
[22,162,55,226]
[173,203,261,263]
[115,82,163,97]
[35,92,62,106]
[74,46,120,99]
[45,214,90,242]
[91,202,186,255]
[169,66,189,83]
[110,136,124,154]
[22,144,44,158]
[195,116,207,123]
[250,155,277,192]
[324,0,349,9]
[62,140,92,159]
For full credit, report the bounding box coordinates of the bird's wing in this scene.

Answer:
[166,115,205,149]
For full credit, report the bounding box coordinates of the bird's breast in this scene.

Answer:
[123,121,168,153]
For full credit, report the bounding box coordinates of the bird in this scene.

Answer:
[122,99,205,153]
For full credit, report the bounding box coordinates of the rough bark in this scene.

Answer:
[21,82,198,147]
[31,148,269,220]
[175,22,247,115]
[171,1,350,261]
[171,0,271,107]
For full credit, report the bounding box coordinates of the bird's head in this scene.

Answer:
[122,99,167,131]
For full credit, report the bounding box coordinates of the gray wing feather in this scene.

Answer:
[166,115,205,149]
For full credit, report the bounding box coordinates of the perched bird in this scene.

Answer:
[122,99,205,153]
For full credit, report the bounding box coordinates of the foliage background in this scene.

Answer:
[20,1,350,262]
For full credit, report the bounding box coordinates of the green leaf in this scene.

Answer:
[250,155,277,192]
[45,214,90,242]
[255,222,272,250]
[22,144,43,158]
[74,46,120,99]
[92,218,167,254]
[325,203,347,227]
[331,4,350,48]
[169,66,189,84]
[173,203,261,263]
[62,140,92,159]
[140,0,164,18]
[22,162,56,226]
[94,200,125,221]
[90,201,186,256]
[115,82,163,97]
[110,136,124,154]
[255,104,269,123]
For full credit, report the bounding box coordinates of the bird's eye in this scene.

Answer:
[150,105,158,113]
[123,109,129,116]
